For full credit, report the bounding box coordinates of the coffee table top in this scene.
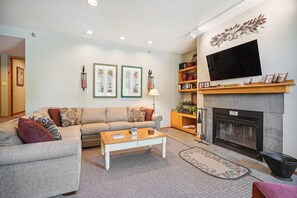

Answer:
[100,128,166,145]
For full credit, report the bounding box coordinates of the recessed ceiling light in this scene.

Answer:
[88,0,98,7]
[119,36,126,40]
[148,40,153,45]
[85,30,93,35]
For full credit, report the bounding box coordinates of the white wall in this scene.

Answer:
[12,58,25,114]
[0,54,8,116]
[197,0,297,157]
[0,26,182,127]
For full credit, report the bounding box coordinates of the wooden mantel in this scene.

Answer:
[198,80,295,95]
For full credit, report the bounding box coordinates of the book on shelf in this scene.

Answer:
[112,134,125,139]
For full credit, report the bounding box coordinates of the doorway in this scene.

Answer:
[0,35,25,122]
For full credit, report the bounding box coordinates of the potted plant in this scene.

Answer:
[188,105,197,115]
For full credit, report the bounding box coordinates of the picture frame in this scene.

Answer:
[93,63,117,98]
[204,81,210,87]
[264,74,275,84]
[121,65,142,98]
[276,72,288,83]
[17,66,24,87]
[198,82,205,88]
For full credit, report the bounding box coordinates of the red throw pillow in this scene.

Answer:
[48,108,61,126]
[145,108,154,121]
[18,118,55,143]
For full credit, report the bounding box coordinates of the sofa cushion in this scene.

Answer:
[145,108,154,121]
[48,108,62,126]
[81,108,106,124]
[60,108,80,127]
[18,118,55,143]
[108,121,134,131]
[128,106,146,122]
[58,125,81,140]
[36,107,50,118]
[81,123,110,135]
[0,119,23,146]
[106,107,128,122]
[30,117,62,140]
[132,121,156,129]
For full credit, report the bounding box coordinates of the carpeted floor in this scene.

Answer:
[58,137,259,198]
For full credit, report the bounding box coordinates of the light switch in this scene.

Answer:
[1,82,7,86]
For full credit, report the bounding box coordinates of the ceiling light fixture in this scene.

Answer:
[85,30,93,35]
[148,40,153,45]
[87,0,98,7]
[119,36,126,40]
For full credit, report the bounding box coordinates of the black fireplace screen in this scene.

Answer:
[213,108,263,160]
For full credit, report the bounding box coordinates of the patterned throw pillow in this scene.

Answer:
[145,108,154,121]
[18,118,55,143]
[128,107,146,122]
[60,108,80,127]
[48,108,61,126]
[30,116,62,140]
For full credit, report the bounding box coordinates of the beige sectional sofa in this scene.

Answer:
[0,106,162,198]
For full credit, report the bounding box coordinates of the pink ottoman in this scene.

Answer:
[252,181,297,198]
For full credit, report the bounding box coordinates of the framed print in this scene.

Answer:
[264,74,275,84]
[93,63,117,98]
[121,65,142,98]
[276,72,288,83]
[17,67,24,87]
[198,82,204,88]
[204,81,210,87]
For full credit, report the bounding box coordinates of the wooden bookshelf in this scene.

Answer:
[198,80,295,95]
[178,66,197,73]
[171,111,196,134]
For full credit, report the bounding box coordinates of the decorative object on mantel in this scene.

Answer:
[179,147,250,180]
[264,74,275,84]
[81,65,87,91]
[210,14,267,47]
[276,72,288,83]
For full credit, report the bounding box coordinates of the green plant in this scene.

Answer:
[176,103,183,112]
[188,105,197,114]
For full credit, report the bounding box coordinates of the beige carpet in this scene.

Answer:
[56,137,259,198]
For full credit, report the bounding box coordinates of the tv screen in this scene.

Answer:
[206,40,262,81]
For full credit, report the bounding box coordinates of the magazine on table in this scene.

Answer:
[112,134,125,139]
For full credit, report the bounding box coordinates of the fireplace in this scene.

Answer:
[213,108,263,160]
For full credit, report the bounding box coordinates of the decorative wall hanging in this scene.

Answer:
[17,66,24,87]
[147,70,154,91]
[210,14,267,47]
[121,65,142,98]
[81,65,87,91]
[93,63,117,98]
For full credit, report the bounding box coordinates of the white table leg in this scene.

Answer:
[162,137,166,159]
[105,146,110,170]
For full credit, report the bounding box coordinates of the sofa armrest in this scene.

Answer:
[0,139,81,166]
[152,114,163,131]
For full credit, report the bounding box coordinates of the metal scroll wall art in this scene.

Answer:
[210,14,267,47]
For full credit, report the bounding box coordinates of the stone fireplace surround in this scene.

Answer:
[204,94,284,154]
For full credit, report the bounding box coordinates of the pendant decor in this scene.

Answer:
[210,14,267,47]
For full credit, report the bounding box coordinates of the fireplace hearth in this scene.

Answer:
[213,108,263,160]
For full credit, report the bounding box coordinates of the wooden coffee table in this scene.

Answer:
[100,128,167,170]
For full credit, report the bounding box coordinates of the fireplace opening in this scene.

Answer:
[213,108,263,160]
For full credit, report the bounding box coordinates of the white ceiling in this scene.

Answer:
[0,0,265,54]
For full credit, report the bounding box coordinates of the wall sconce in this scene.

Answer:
[147,70,154,91]
[81,65,87,91]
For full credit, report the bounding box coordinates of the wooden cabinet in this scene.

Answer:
[171,111,196,134]
[178,66,197,93]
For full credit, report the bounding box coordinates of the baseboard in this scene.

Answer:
[160,126,171,130]
[12,111,25,116]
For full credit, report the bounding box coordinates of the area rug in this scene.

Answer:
[180,147,250,180]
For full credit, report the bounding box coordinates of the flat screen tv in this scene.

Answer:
[206,40,262,81]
